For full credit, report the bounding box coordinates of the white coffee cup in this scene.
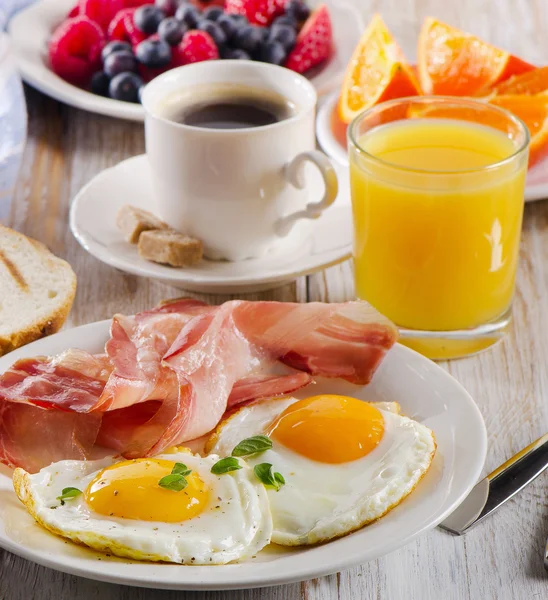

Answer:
[141,60,338,261]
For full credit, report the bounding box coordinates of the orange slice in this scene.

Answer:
[418,18,534,96]
[489,95,548,167]
[338,14,420,125]
[492,66,548,97]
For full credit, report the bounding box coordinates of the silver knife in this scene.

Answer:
[439,432,548,536]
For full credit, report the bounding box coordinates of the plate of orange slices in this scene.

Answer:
[316,14,548,202]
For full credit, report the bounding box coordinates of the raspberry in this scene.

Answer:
[67,3,80,18]
[108,7,147,44]
[78,0,124,31]
[225,0,282,26]
[49,16,106,87]
[177,30,219,65]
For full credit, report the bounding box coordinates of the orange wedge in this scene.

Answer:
[418,18,534,96]
[338,14,420,125]
[492,66,548,97]
[489,95,548,167]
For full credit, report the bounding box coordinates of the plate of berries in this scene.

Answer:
[8,0,364,122]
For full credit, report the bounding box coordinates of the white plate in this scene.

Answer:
[316,91,548,202]
[8,0,364,122]
[0,320,487,590]
[69,154,353,293]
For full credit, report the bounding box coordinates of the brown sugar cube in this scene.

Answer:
[116,205,168,244]
[138,229,203,267]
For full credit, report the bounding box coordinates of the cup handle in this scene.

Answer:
[275,150,339,236]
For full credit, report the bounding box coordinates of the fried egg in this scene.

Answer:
[13,449,272,564]
[207,395,436,546]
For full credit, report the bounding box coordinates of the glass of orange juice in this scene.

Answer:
[348,96,529,360]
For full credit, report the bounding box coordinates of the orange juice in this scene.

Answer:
[349,117,528,356]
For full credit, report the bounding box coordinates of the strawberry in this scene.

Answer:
[285,4,332,74]
[177,30,219,64]
[224,0,281,26]
[78,0,125,31]
[49,16,106,87]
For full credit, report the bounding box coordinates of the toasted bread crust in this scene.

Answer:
[0,227,77,356]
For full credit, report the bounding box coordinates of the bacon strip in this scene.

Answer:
[0,299,397,471]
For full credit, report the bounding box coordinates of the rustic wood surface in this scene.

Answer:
[2,0,548,598]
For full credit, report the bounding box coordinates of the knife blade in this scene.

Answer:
[439,432,548,535]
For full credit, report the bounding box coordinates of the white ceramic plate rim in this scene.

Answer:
[0,320,487,590]
[8,0,365,122]
[316,91,548,203]
[68,154,353,288]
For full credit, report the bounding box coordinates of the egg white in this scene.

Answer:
[13,449,272,564]
[207,397,436,546]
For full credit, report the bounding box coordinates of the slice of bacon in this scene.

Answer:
[227,372,313,407]
[94,299,214,412]
[0,402,102,472]
[0,349,112,411]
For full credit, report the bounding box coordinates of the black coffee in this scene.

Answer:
[159,84,295,129]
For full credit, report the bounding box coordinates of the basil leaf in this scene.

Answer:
[172,462,192,477]
[57,487,82,505]
[254,463,285,491]
[211,457,242,475]
[158,473,188,492]
[232,435,273,457]
[274,472,285,486]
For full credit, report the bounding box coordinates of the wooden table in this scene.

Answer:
[2,0,548,598]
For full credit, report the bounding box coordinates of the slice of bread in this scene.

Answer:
[0,226,77,356]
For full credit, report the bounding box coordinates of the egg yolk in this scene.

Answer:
[84,459,209,522]
[268,395,384,464]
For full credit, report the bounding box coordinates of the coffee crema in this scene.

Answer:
[156,84,297,129]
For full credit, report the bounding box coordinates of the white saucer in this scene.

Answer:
[69,155,352,293]
[316,91,548,203]
[8,0,364,122]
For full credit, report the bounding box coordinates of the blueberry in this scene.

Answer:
[109,72,143,103]
[175,3,201,28]
[285,0,310,21]
[217,14,238,40]
[233,24,264,55]
[230,14,248,25]
[103,51,138,77]
[135,39,172,68]
[268,24,296,51]
[197,19,227,46]
[223,48,251,60]
[101,41,132,63]
[259,41,286,65]
[155,0,178,16]
[203,6,224,21]
[158,16,186,45]
[272,15,297,28]
[134,5,165,34]
[90,71,110,96]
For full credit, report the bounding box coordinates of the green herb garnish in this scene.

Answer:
[171,462,192,476]
[253,463,285,491]
[158,463,192,492]
[57,487,82,505]
[211,457,242,475]
[158,473,188,492]
[232,435,273,457]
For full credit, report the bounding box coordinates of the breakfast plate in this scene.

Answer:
[316,91,548,203]
[8,0,364,122]
[0,321,487,590]
[69,154,353,293]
